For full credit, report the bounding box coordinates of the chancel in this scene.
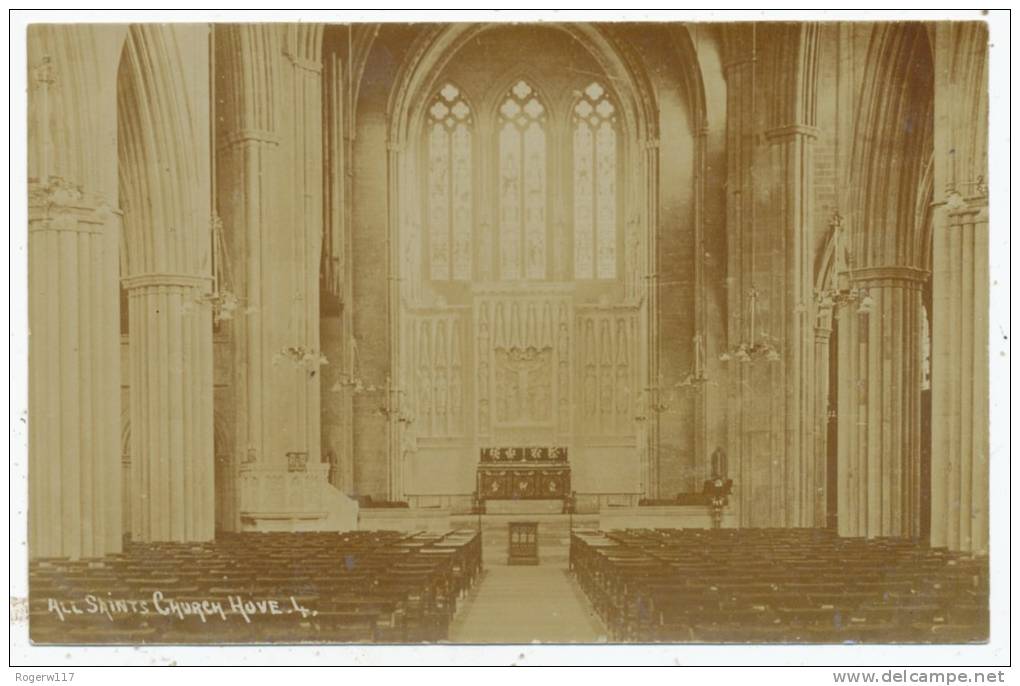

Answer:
[26,20,990,644]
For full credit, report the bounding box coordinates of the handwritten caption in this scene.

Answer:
[46,592,316,624]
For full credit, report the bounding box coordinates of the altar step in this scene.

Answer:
[483,499,563,515]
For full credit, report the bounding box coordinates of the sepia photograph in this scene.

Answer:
[10,9,1008,666]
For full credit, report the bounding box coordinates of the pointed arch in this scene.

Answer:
[386,23,658,152]
[118,25,213,278]
[848,23,934,270]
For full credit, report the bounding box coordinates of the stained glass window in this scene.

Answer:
[573,82,618,279]
[499,80,547,280]
[426,83,473,280]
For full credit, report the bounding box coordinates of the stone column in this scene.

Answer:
[837,267,927,539]
[214,25,281,525]
[643,137,660,498]
[764,123,820,527]
[930,201,988,552]
[123,275,215,541]
[283,29,326,475]
[28,25,125,559]
[119,25,216,542]
[929,22,989,554]
[720,41,756,525]
[721,26,819,528]
[691,128,709,483]
[216,25,343,529]
[812,312,834,526]
[321,47,356,495]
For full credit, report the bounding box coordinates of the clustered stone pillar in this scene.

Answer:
[929,22,989,554]
[721,24,822,528]
[812,310,834,526]
[721,34,758,525]
[836,23,933,541]
[119,25,216,542]
[765,122,820,528]
[837,268,927,539]
[28,25,126,559]
[214,25,281,521]
[643,137,660,498]
[284,28,326,475]
[930,202,988,552]
[123,274,215,541]
[215,25,329,527]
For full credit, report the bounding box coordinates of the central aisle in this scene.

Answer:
[448,566,608,643]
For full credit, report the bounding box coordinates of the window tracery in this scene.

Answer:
[572,81,618,279]
[498,79,547,281]
[426,83,473,280]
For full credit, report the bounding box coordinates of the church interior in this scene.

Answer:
[26,21,990,644]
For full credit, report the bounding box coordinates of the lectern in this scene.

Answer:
[508,521,539,565]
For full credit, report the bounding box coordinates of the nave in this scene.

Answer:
[30,530,482,644]
[571,528,988,643]
[29,527,987,644]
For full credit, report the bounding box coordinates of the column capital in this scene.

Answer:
[122,272,214,291]
[217,128,281,151]
[284,51,322,74]
[852,265,930,288]
[722,55,755,76]
[28,178,119,230]
[945,197,990,221]
[31,55,56,87]
[29,177,93,208]
[764,123,819,142]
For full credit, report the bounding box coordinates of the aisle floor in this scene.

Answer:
[448,566,608,643]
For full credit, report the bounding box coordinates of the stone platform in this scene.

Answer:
[483,499,564,515]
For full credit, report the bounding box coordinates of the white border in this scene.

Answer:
[6,8,1012,669]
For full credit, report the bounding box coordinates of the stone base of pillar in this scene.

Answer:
[238,463,358,532]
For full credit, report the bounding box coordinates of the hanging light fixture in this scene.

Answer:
[719,26,781,365]
[719,287,782,363]
[197,214,248,323]
[676,333,713,386]
[815,210,874,314]
[330,335,384,393]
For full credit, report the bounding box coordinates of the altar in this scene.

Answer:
[476,447,570,505]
